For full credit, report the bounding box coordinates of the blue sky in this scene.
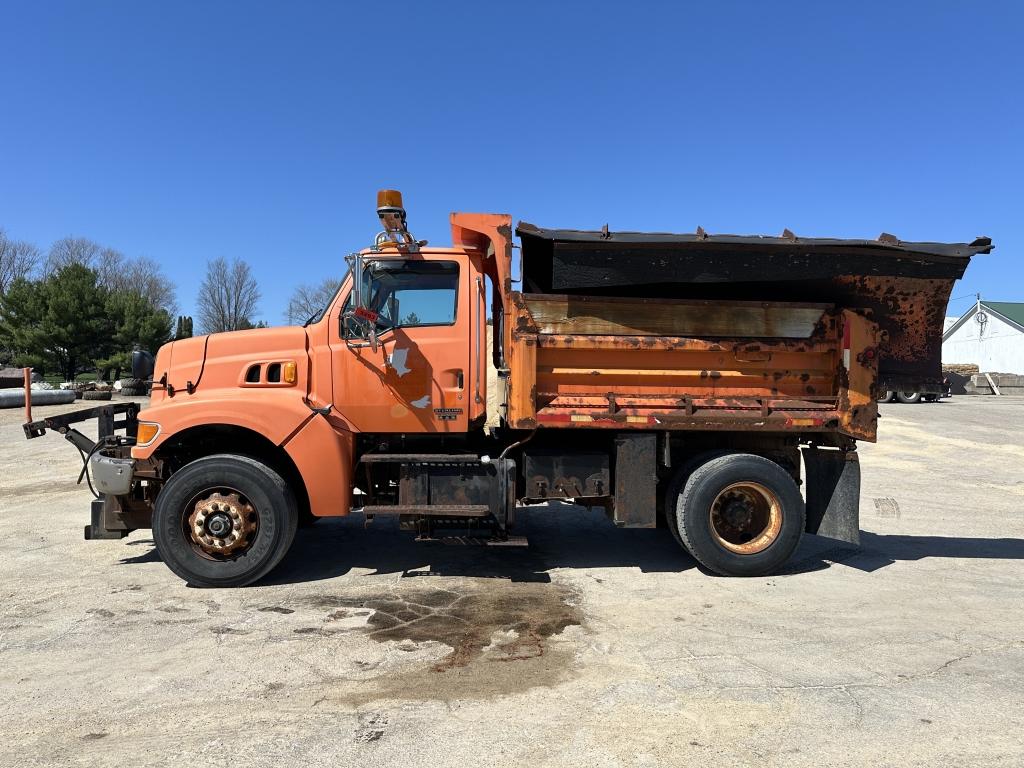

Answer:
[1,2,1020,323]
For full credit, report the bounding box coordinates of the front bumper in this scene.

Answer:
[90,453,136,496]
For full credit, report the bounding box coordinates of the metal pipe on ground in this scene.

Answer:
[0,387,77,409]
[24,367,32,423]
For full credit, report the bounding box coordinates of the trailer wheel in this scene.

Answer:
[152,454,298,587]
[896,391,922,404]
[676,453,805,577]
[877,390,896,403]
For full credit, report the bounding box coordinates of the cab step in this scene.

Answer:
[361,504,489,517]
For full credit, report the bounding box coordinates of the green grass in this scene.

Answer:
[40,372,106,385]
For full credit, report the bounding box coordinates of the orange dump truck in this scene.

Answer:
[23,192,991,586]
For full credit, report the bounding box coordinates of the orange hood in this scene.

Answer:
[151,326,310,402]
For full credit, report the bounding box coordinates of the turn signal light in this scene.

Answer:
[283,361,297,384]
[136,422,160,446]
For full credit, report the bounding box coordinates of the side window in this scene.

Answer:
[343,260,459,338]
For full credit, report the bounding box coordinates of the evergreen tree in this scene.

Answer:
[0,263,173,381]
[174,315,194,339]
[0,277,48,370]
[97,290,173,377]
[43,264,114,380]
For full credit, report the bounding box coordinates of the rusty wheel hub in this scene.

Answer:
[188,491,256,556]
[709,482,782,555]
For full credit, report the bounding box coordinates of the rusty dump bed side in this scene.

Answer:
[516,223,992,393]
[505,292,879,441]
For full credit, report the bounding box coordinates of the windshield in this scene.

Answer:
[343,259,459,338]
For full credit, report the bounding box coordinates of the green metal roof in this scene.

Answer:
[984,301,1024,329]
[943,300,1024,341]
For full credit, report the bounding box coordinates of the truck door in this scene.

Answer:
[328,254,473,433]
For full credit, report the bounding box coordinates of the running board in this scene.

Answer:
[359,454,481,464]
[361,504,490,517]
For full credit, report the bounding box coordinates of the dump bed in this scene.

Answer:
[517,224,991,393]
[503,224,991,442]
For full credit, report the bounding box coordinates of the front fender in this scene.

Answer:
[132,392,354,518]
[131,391,314,459]
[282,411,354,517]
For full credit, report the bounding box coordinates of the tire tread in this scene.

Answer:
[153,453,298,587]
[676,453,805,577]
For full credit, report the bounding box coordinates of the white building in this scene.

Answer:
[942,301,1024,374]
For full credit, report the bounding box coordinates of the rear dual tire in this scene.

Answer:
[880,391,928,404]
[668,453,805,577]
[152,454,298,588]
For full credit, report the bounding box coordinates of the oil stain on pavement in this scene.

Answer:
[292,580,584,704]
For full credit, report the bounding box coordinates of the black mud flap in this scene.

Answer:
[801,447,860,546]
[613,433,657,528]
[84,496,132,540]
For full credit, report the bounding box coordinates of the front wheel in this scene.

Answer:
[676,454,805,576]
[152,454,298,587]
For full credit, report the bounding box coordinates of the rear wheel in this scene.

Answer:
[676,453,805,576]
[922,393,939,402]
[152,454,298,587]
[877,390,896,403]
[896,391,922,404]
[663,450,731,550]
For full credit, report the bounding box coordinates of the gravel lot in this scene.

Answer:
[2,396,1022,767]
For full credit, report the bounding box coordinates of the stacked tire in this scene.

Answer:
[118,378,149,396]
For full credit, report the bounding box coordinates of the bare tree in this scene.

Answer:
[123,257,177,315]
[94,247,125,288]
[96,249,177,314]
[0,228,41,294]
[197,257,261,334]
[285,277,342,325]
[44,236,102,275]
[42,240,177,314]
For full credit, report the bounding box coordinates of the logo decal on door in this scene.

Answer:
[433,408,463,421]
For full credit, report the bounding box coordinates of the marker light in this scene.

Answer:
[283,361,297,384]
[136,421,160,446]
